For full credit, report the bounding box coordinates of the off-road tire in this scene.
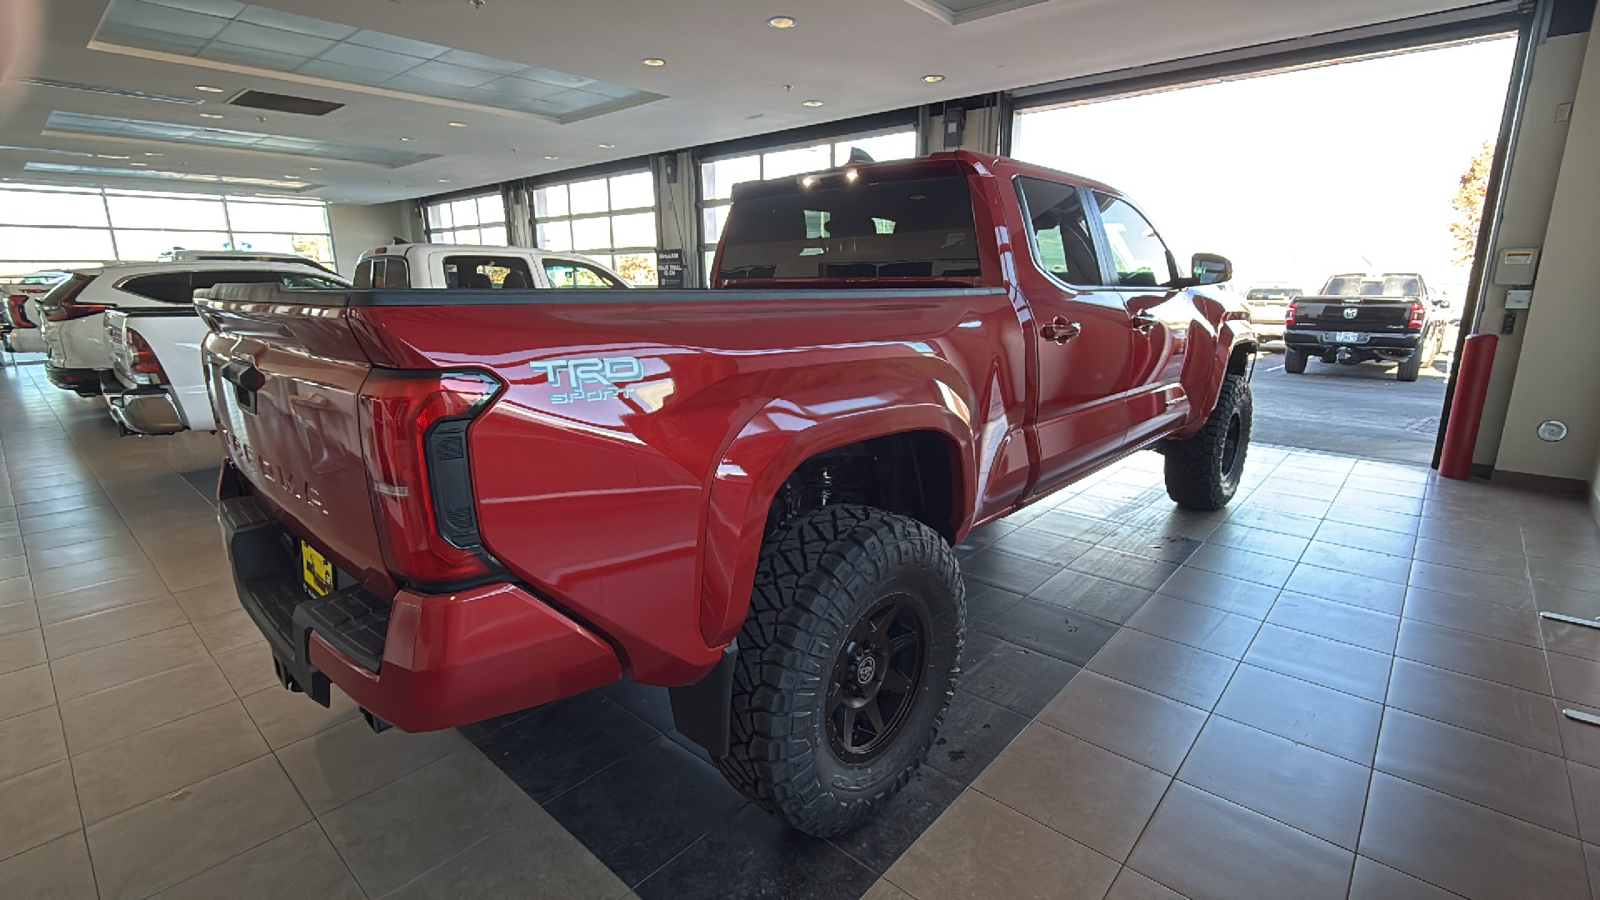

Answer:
[1164,374,1252,510]
[1283,349,1307,374]
[714,504,964,837]
[1397,352,1422,382]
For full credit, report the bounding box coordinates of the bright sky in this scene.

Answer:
[1013,37,1518,300]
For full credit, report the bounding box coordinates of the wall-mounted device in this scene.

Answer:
[1505,289,1533,310]
[943,107,965,149]
[1494,247,1540,286]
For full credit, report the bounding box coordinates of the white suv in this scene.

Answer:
[2,270,72,355]
[36,258,343,403]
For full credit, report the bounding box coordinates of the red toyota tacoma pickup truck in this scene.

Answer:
[199,151,1255,836]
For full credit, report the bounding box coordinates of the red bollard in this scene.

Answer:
[1440,333,1499,480]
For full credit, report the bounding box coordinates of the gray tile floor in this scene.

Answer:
[2,357,1599,900]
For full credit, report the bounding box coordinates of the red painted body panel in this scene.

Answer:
[202,150,1253,731]
[309,582,621,732]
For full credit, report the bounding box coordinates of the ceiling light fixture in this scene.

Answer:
[97,154,131,159]
[767,15,797,28]
[802,100,824,107]
[544,155,560,159]
[399,136,415,141]
[195,85,225,93]
[130,162,148,167]
[922,74,945,83]
[308,167,322,171]
[143,152,162,157]
[448,121,467,127]
[597,143,615,148]
[641,58,666,66]
[439,179,451,183]
[198,113,224,119]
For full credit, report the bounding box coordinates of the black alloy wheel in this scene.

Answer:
[826,594,927,763]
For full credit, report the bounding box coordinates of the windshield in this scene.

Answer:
[717,175,981,284]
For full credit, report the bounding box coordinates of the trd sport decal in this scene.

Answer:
[528,356,645,403]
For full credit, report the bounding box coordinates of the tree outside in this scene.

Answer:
[1449,139,1495,268]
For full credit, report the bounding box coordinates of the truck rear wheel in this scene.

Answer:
[715,504,963,837]
[1164,374,1252,511]
[1397,352,1422,382]
[1284,349,1306,374]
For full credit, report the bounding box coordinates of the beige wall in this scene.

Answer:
[1495,6,1600,483]
[326,201,419,280]
[1472,30,1592,467]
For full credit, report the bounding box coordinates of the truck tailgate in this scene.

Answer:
[199,288,393,593]
[1296,296,1412,331]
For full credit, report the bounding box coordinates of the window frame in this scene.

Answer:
[1085,190,1181,290]
[1012,175,1108,292]
[424,191,509,247]
[529,169,658,286]
[541,258,625,289]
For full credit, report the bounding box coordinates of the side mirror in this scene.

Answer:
[1190,253,1233,286]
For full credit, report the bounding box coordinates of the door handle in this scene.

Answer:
[1039,317,1081,344]
[1132,311,1158,334]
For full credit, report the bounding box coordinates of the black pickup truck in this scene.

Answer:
[1283,272,1447,382]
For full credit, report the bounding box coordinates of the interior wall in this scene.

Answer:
[326,201,419,280]
[1472,28,1592,468]
[1494,3,1600,483]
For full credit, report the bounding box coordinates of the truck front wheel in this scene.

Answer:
[1163,374,1252,510]
[715,504,963,837]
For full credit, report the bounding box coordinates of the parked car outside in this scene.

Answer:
[352,244,633,289]
[1242,284,1303,341]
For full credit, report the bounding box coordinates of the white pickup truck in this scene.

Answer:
[106,244,631,435]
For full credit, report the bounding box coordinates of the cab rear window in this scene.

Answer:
[717,175,980,283]
[443,256,534,289]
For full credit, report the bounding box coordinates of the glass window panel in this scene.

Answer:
[1093,192,1175,287]
[105,194,228,230]
[228,232,299,254]
[537,220,572,251]
[0,191,110,227]
[701,155,760,202]
[570,216,611,250]
[704,250,716,283]
[450,198,479,228]
[534,184,568,218]
[480,225,507,245]
[226,200,328,233]
[608,171,654,210]
[476,194,505,225]
[612,252,657,286]
[583,253,613,272]
[702,204,730,245]
[114,229,232,260]
[0,227,115,261]
[453,227,482,245]
[426,203,447,230]
[609,212,655,249]
[290,235,333,261]
[762,144,830,180]
[568,178,609,215]
[833,130,917,166]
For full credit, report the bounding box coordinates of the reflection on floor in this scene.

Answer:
[1,360,1598,900]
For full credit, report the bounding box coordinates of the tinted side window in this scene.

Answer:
[381,257,410,288]
[1016,178,1100,286]
[442,256,530,289]
[120,273,193,304]
[353,260,373,288]
[1092,192,1176,288]
[280,274,347,289]
[543,261,621,288]
[190,271,287,294]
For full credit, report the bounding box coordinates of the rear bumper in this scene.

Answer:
[108,388,185,435]
[45,365,112,395]
[1285,329,1422,354]
[3,328,45,354]
[219,489,622,732]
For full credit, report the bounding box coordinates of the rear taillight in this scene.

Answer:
[44,279,106,322]
[126,328,168,385]
[1408,303,1426,328]
[359,369,503,588]
[1284,301,1297,325]
[6,295,33,328]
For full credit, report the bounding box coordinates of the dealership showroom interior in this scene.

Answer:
[6,0,1600,897]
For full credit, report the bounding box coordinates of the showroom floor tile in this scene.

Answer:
[2,362,1599,899]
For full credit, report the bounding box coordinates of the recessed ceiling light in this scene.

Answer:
[767,15,797,28]
[439,179,451,183]
[130,162,148,167]
[597,143,615,148]
[195,85,225,93]
[143,152,162,157]
[307,167,322,171]
[802,100,824,107]
[922,74,945,83]
[399,136,415,141]
[544,155,560,160]
[641,58,666,66]
[96,153,130,159]
[198,113,224,119]
[448,121,467,127]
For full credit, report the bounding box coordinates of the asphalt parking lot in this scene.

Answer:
[1249,347,1450,465]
